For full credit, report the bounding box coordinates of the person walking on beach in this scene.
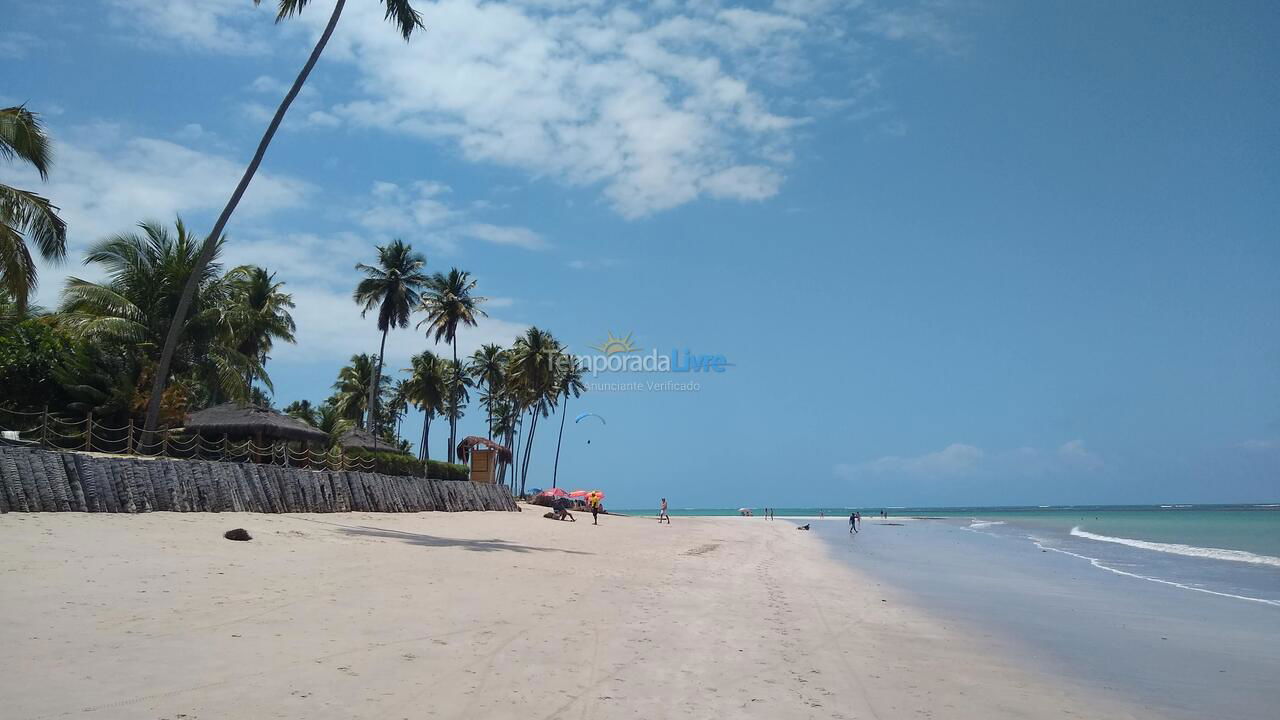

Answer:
[590,495,600,525]
[658,498,670,524]
[849,512,857,534]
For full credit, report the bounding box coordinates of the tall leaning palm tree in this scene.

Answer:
[144,0,425,440]
[226,265,296,391]
[1,106,67,308]
[353,239,427,438]
[417,268,486,462]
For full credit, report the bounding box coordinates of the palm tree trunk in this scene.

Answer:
[448,338,459,463]
[418,409,429,461]
[142,0,348,443]
[520,411,539,495]
[551,396,569,489]
[369,327,388,445]
[423,412,432,462]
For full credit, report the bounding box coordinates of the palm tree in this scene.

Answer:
[284,399,318,426]
[59,219,258,407]
[387,378,410,443]
[353,239,427,439]
[417,268,486,462]
[508,327,562,494]
[144,0,425,439]
[550,356,587,489]
[1,105,68,308]
[468,343,506,439]
[226,265,295,391]
[402,350,446,461]
[330,353,386,426]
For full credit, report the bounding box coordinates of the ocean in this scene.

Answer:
[619,504,1280,605]
[618,504,1280,718]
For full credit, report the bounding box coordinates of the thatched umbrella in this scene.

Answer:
[183,402,329,445]
[337,427,388,453]
[455,435,513,464]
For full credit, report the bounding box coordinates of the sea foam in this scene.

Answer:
[1070,527,1280,568]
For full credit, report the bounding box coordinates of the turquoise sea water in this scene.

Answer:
[617,504,1280,555]
[618,504,1280,605]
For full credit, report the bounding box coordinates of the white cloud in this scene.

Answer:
[318,0,820,218]
[836,440,1104,481]
[567,258,621,271]
[273,286,529,369]
[0,124,312,305]
[1236,439,1280,451]
[107,0,276,55]
[456,223,547,250]
[0,124,311,256]
[0,32,38,59]
[354,180,547,253]
[861,8,962,53]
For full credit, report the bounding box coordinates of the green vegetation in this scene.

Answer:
[0,89,588,491]
[344,448,469,481]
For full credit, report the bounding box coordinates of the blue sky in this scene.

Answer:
[2,1,1277,508]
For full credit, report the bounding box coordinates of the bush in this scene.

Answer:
[346,449,469,481]
[426,459,470,481]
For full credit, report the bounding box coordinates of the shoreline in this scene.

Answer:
[1,509,1149,719]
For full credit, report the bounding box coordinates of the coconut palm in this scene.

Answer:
[58,219,258,405]
[468,343,506,439]
[417,268,486,462]
[330,353,386,426]
[1,106,67,308]
[284,399,318,426]
[353,239,427,437]
[550,356,587,489]
[507,327,562,494]
[226,265,295,391]
[144,0,425,438]
[402,350,447,461]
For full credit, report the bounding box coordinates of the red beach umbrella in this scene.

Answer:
[538,488,569,498]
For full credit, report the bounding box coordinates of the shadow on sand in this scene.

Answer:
[291,517,594,555]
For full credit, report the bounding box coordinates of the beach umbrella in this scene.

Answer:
[538,488,569,498]
[568,490,590,498]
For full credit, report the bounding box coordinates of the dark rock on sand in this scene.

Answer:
[224,528,252,541]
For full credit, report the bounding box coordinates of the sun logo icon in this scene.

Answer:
[591,331,641,355]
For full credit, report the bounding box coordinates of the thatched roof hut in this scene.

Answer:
[183,402,330,445]
[336,427,389,452]
[456,436,513,464]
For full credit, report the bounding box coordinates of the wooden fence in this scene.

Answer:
[0,447,517,514]
[0,407,378,471]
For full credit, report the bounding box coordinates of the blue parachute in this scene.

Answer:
[574,412,606,425]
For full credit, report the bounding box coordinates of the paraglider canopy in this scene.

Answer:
[574,412,606,425]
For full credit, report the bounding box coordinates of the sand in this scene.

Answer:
[0,508,1151,719]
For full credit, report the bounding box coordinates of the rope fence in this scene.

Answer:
[0,407,376,472]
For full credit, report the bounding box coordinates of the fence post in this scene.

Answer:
[84,413,93,452]
[162,431,169,457]
[126,420,134,454]
[40,405,48,448]
[222,434,229,462]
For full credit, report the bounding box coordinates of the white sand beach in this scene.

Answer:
[0,509,1150,719]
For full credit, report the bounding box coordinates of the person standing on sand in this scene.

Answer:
[658,498,670,524]
[849,512,857,534]
[589,496,600,525]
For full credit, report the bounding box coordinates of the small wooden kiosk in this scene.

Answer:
[455,436,512,484]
